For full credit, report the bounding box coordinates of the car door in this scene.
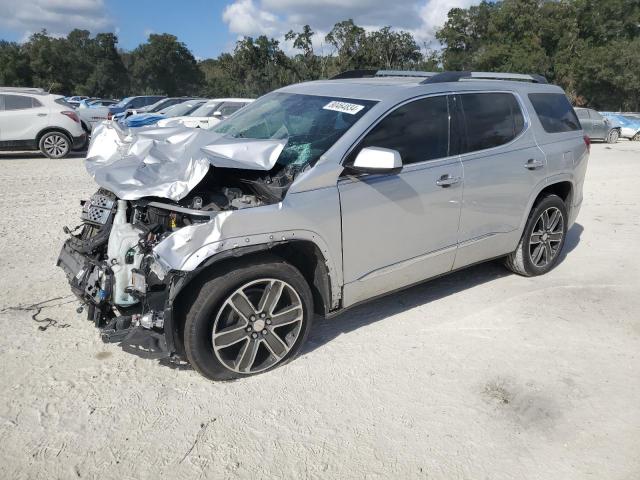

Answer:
[338,94,463,306]
[589,110,608,139]
[0,94,47,143]
[576,109,592,136]
[452,91,548,269]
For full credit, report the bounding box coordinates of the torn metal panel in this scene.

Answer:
[85,122,286,201]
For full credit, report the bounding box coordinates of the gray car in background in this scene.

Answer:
[58,71,589,381]
[575,107,620,143]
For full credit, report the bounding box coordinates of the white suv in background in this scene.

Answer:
[0,87,86,158]
[157,98,254,129]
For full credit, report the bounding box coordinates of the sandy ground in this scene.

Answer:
[0,142,639,479]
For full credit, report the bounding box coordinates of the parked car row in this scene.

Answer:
[0,88,255,158]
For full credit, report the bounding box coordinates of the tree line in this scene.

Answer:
[0,0,638,110]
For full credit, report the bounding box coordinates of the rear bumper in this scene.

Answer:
[71,133,87,150]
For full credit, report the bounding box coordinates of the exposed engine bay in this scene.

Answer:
[57,159,303,360]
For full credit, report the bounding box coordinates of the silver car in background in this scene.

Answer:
[575,107,621,143]
[58,71,589,381]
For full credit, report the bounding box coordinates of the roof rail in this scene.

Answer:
[330,70,378,80]
[0,86,48,95]
[422,71,548,84]
[375,70,437,78]
[330,69,439,80]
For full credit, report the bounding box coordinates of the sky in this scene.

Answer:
[0,0,481,59]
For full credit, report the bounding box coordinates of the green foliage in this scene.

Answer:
[129,34,203,95]
[437,0,640,110]
[0,4,637,109]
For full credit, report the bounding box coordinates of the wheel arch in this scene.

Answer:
[518,179,574,235]
[168,240,335,356]
[35,126,73,146]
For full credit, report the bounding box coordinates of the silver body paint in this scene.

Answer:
[93,77,589,310]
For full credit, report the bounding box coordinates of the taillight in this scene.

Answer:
[583,135,591,153]
[61,111,79,123]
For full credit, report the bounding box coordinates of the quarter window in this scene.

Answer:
[528,93,581,133]
[355,95,450,165]
[460,93,525,153]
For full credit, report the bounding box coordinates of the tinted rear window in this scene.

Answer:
[460,93,524,153]
[528,93,580,133]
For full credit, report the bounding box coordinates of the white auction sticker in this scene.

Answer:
[323,101,365,115]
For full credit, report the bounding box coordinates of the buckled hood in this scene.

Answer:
[85,121,287,201]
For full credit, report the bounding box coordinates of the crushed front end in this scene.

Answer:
[56,188,211,360]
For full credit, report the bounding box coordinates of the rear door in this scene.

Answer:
[588,110,608,140]
[576,109,592,136]
[452,91,547,268]
[338,94,463,306]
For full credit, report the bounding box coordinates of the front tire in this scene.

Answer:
[632,132,640,142]
[39,131,71,158]
[505,194,568,277]
[183,256,314,381]
[606,129,619,144]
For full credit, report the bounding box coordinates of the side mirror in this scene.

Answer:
[348,147,403,175]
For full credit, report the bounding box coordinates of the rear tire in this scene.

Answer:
[183,255,314,381]
[39,131,71,158]
[505,194,568,277]
[606,129,619,144]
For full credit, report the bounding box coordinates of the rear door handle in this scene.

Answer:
[37,113,47,117]
[524,159,544,170]
[436,174,462,187]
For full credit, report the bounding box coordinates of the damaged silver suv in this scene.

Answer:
[58,71,589,380]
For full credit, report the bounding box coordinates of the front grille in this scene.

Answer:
[81,192,116,225]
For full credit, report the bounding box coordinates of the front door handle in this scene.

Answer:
[436,174,462,187]
[37,113,47,117]
[524,159,544,170]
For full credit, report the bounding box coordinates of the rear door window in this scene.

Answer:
[528,93,580,133]
[4,94,37,110]
[459,92,525,153]
[576,109,589,120]
[354,95,450,165]
[218,102,246,117]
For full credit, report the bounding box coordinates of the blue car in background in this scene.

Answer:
[601,112,640,141]
[123,99,206,128]
[107,95,166,120]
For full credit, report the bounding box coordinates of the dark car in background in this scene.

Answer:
[107,95,166,120]
[575,107,620,143]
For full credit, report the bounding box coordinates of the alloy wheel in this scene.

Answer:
[528,207,564,268]
[211,278,304,374]
[43,134,69,157]
[608,130,619,143]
